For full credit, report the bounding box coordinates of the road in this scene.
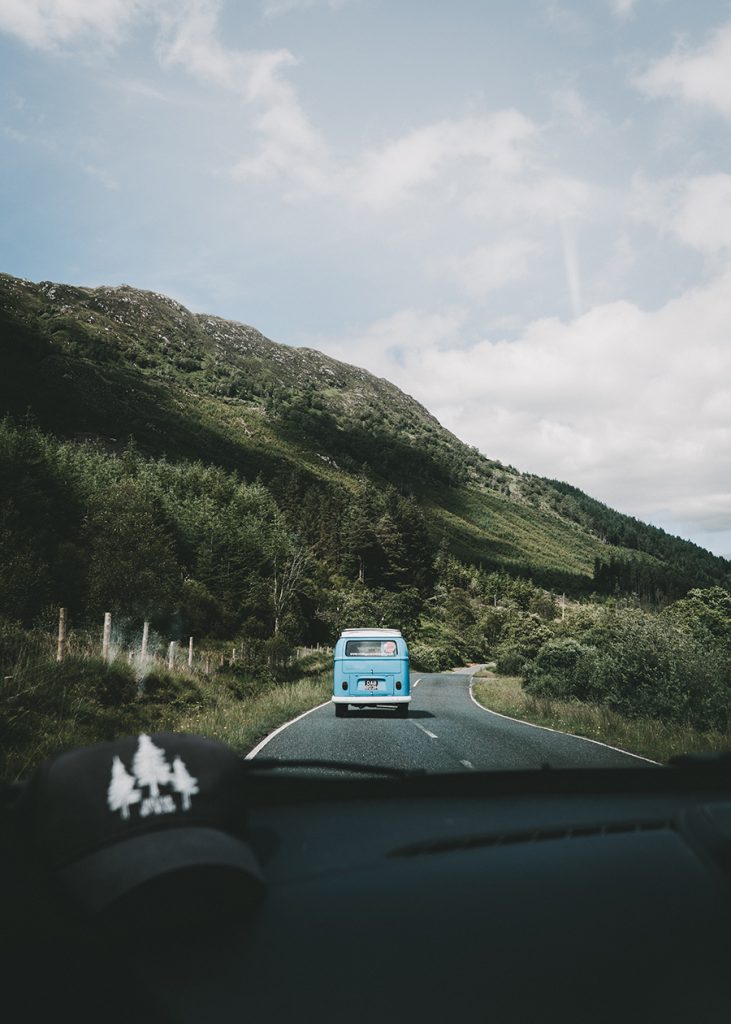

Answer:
[249,669,651,771]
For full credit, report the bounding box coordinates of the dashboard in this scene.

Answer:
[2,760,730,1023]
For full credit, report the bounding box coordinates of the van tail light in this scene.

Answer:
[342,682,348,690]
[396,681,402,690]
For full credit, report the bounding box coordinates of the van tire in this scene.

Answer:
[335,703,347,718]
[397,704,408,719]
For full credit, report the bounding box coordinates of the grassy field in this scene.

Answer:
[471,669,731,764]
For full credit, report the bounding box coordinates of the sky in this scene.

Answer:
[1,0,730,557]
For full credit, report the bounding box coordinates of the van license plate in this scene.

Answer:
[364,680,379,690]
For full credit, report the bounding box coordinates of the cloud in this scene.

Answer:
[0,0,156,51]
[340,110,535,210]
[635,18,731,118]
[448,239,543,298]
[609,0,636,21]
[1,0,603,229]
[313,269,731,549]
[631,172,731,254]
[261,0,353,17]
[82,163,119,190]
[669,174,731,253]
[153,1,332,194]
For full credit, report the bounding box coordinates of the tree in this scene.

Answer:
[132,734,172,796]
[171,755,199,811]
[107,755,141,819]
[84,479,181,619]
[272,539,309,636]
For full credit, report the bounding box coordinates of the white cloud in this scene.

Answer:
[635,18,731,119]
[669,174,731,253]
[261,0,353,17]
[313,269,731,549]
[449,239,543,298]
[630,172,731,254]
[609,0,636,21]
[154,1,332,193]
[551,86,596,133]
[346,110,536,210]
[0,0,157,51]
[83,163,119,190]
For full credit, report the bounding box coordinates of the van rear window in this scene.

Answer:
[345,640,398,657]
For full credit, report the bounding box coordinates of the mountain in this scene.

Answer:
[1,270,729,618]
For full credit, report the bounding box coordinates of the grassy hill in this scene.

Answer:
[1,270,729,619]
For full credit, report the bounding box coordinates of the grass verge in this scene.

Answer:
[471,670,731,764]
[0,648,333,782]
[172,672,332,757]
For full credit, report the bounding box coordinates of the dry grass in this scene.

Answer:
[172,673,332,756]
[471,670,731,764]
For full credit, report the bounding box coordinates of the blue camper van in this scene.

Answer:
[332,628,410,718]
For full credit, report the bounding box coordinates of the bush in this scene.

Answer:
[409,640,458,673]
[523,637,595,698]
[523,608,731,732]
[493,642,529,676]
[140,669,203,707]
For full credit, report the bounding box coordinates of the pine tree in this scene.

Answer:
[107,755,141,819]
[171,755,199,811]
[132,734,172,796]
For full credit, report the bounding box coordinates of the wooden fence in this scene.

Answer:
[51,608,330,676]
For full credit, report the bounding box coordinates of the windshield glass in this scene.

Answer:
[1,3,730,785]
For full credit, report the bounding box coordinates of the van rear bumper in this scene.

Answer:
[331,695,411,704]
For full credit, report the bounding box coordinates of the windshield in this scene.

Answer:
[1,3,730,785]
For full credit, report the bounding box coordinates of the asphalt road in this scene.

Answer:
[250,669,651,771]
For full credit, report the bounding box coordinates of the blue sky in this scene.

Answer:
[2,0,731,556]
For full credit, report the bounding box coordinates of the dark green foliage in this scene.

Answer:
[0,656,146,779]
[140,669,203,707]
[523,594,731,732]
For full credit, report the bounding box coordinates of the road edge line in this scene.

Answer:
[245,701,331,759]
[468,680,660,765]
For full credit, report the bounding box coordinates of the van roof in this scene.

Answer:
[339,628,402,638]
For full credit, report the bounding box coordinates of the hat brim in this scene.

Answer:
[59,826,265,917]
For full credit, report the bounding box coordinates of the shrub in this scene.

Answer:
[140,669,203,707]
[523,637,595,698]
[493,642,529,676]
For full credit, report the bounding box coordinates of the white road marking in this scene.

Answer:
[245,701,331,759]
[460,759,475,770]
[412,722,438,739]
[413,678,421,687]
[468,681,660,765]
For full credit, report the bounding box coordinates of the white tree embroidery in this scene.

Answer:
[171,755,199,811]
[107,755,141,819]
[132,734,172,796]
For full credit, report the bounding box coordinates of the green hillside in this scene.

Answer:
[1,270,728,645]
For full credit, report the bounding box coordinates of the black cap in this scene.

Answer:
[19,733,264,921]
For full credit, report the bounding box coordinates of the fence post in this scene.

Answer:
[102,612,112,662]
[56,607,67,663]
[141,620,150,663]
[188,636,194,669]
[204,655,211,676]
[168,641,177,671]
